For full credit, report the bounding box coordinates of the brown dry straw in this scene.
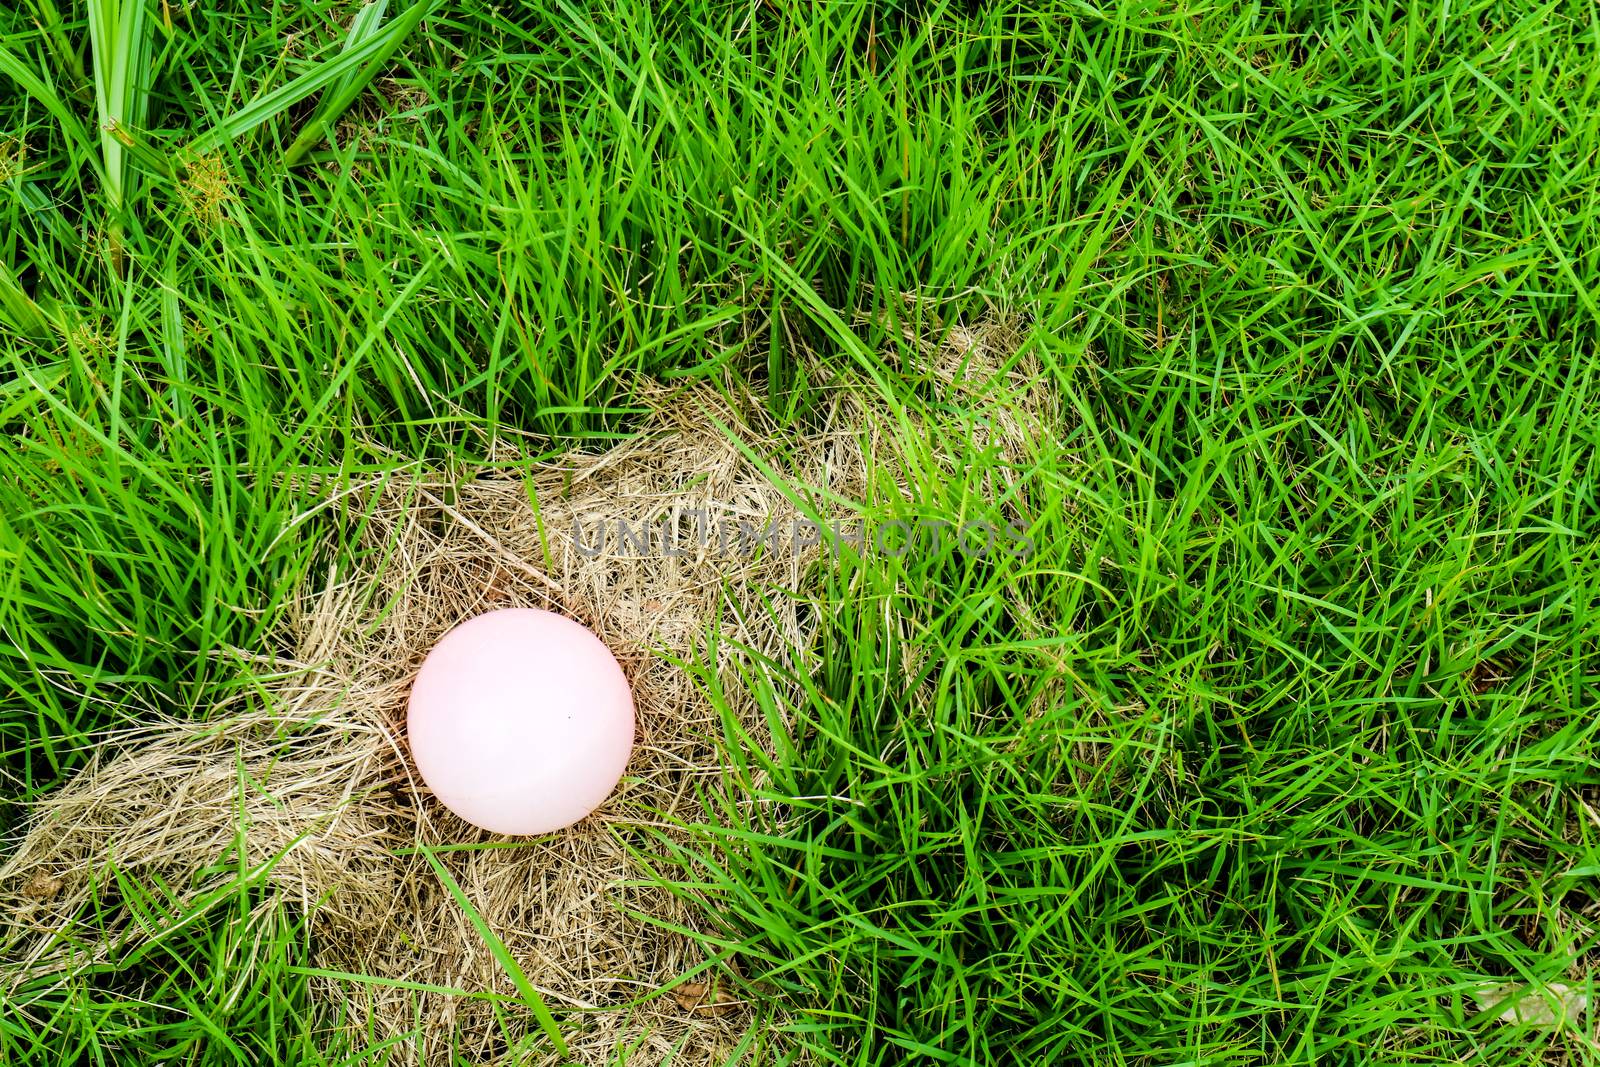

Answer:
[1,327,1054,1065]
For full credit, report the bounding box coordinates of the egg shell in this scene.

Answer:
[407,608,635,835]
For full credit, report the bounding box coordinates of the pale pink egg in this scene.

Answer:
[407,608,635,835]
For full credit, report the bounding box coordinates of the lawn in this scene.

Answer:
[4,0,1600,1064]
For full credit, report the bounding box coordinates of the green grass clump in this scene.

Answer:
[4,0,1600,1063]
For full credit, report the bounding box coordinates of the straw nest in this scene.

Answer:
[1,321,1055,1064]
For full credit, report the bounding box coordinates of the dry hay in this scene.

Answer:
[0,320,1056,1064]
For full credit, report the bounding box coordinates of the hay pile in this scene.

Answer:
[0,326,1054,1064]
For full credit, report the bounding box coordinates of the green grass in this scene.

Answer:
[5,0,1600,1063]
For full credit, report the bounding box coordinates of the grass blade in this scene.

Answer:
[330,0,391,103]
[189,0,436,161]
[418,845,570,1057]
[282,0,430,166]
[0,260,49,339]
[85,0,154,213]
[0,42,101,181]
[24,0,90,101]
[105,118,176,181]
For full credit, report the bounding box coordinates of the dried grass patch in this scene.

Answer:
[2,319,1055,1064]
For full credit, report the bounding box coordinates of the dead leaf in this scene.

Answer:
[671,960,746,1016]
[1474,982,1589,1029]
[21,871,62,902]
